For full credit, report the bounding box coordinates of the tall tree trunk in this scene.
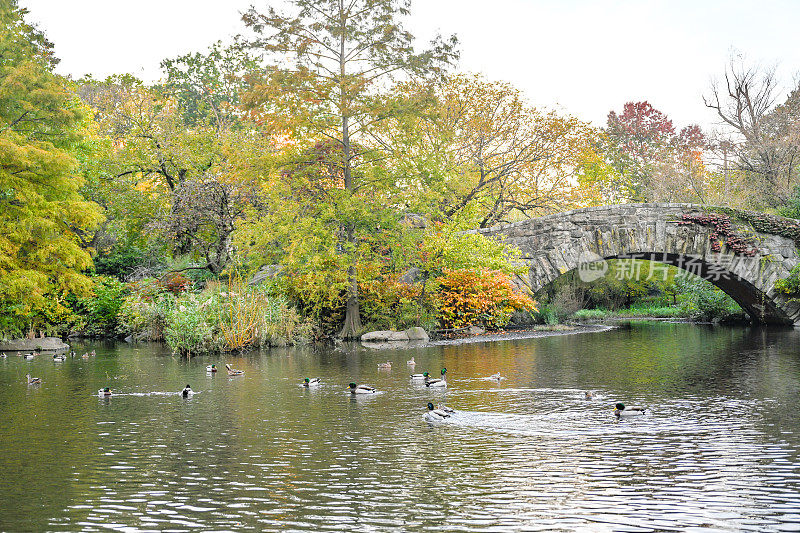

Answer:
[339,111,362,338]
[338,11,361,339]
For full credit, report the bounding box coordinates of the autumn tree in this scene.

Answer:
[393,74,594,226]
[154,174,257,274]
[241,0,457,338]
[78,64,261,276]
[0,0,102,333]
[160,41,259,132]
[705,59,800,208]
[594,101,709,203]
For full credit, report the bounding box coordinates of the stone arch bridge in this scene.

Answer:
[477,203,800,325]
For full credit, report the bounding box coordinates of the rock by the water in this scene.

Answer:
[404,327,429,342]
[467,326,486,336]
[361,327,429,343]
[361,330,410,342]
[0,337,69,352]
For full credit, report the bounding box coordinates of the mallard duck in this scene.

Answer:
[90,350,96,357]
[585,391,594,400]
[425,368,447,388]
[69,351,75,358]
[377,361,392,370]
[206,364,218,373]
[81,353,89,360]
[348,382,376,394]
[23,352,35,360]
[1,352,6,359]
[98,387,112,397]
[489,372,503,381]
[614,402,646,417]
[53,354,65,362]
[303,377,321,387]
[410,371,429,380]
[424,402,450,422]
[407,357,416,366]
[26,373,42,385]
[437,403,456,414]
[182,385,194,397]
[226,363,244,376]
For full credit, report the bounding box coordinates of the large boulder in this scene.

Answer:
[0,337,69,352]
[404,327,429,342]
[361,327,429,343]
[248,264,284,286]
[361,330,410,342]
[398,267,422,284]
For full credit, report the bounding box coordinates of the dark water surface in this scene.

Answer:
[1,323,800,532]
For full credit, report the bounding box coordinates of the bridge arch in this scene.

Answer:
[477,203,800,325]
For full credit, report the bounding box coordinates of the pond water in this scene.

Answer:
[1,322,800,532]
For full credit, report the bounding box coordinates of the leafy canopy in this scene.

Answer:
[0,0,102,332]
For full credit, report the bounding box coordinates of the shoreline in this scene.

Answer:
[426,324,615,347]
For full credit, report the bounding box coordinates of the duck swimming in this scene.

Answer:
[585,391,594,400]
[614,402,646,417]
[424,402,450,422]
[226,364,244,376]
[25,373,41,385]
[98,387,112,397]
[23,352,35,360]
[348,382,376,394]
[303,377,321,387]
[425,368,447,388]
[410,371,429,380]
[206,364,218,373]
[182,385,194,397]
[53,354,65,362]
[377,361,392,370]
[407,357,416,366]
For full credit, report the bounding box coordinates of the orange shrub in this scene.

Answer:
[437,268,536,329]
[159,272,191,295]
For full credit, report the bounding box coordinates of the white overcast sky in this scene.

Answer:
[19,0,800,130]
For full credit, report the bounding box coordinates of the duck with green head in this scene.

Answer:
[614,402,646,417]
[304,377,320,387]
[424,402,450,422]
[348,382,376,394]
[425,368,447,388]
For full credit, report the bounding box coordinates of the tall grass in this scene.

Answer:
[118,276,316,355]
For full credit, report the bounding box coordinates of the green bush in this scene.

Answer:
[677,276,744,322]
[775,264,800,301]
[573,308,609,320]
[164,296,217,356]
[75,277,129,335]
[117,277,317,354]
[118,281,176,340]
